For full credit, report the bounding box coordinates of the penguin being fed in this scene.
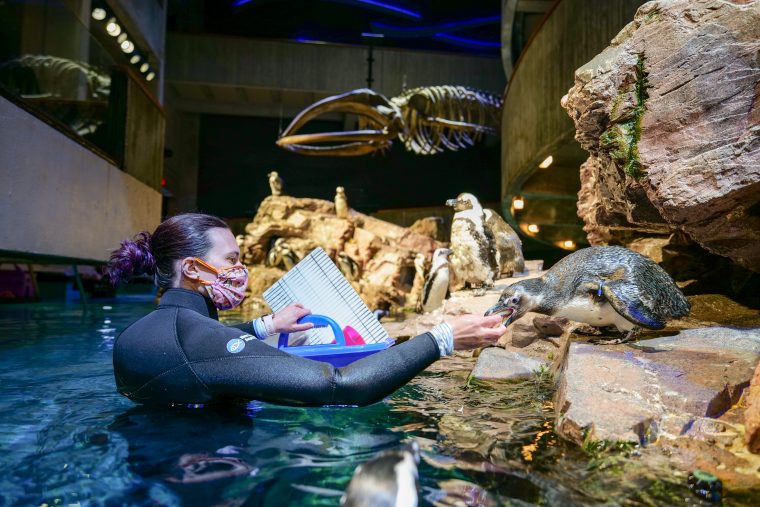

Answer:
[341,441,420,507]
[446,193,498,295]
[420,248,451,313]
[484,246,690,342]
[484,208,525,277]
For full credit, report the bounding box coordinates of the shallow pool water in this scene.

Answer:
[0,300,719,506]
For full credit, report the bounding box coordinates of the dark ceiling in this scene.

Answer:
[168,0,503,55]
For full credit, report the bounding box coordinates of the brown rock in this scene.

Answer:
[532,315,568,337]
[555,327,760,445]
[409,216,444,240]
[745,361,760,453]
[563,0,760,272]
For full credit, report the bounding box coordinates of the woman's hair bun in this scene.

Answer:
[106,231,157,285]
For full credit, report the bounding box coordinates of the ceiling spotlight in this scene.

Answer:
[130,54,140,64]
[91,8,106,20]
[539,155,553,169]
[146,72,155,82]
[120,40,134,53]
[527,224,540,234]
[106,19,121,37]
[512,196,525,210]
[562,240,576,249]
[117,32,127,43]
[140,63,149,73]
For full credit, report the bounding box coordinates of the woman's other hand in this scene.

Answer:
[272,303,314,333]
[447,314,506,350]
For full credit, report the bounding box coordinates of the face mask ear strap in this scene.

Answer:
[193,257,220,275]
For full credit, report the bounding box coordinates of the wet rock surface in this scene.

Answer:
[745,362,760,454]
[470,347,546,381]
[555,328,760,446]
[563,0,760,272]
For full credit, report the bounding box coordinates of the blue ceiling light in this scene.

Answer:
[433,32,501,49]
[370,15,500,38]
[353,0,421,19]
[232,0,253,6]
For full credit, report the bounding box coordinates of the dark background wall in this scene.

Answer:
[196,114,500,218]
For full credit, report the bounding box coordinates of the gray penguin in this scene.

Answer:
[483,208,525,277]
[484,246,690,341]
[341,441,420,507]
[445,193,498,295]
[266,238,298,270]
[420,248,451,313]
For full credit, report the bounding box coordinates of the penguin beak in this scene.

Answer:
[484,302,515,325]
[445,199,458,207]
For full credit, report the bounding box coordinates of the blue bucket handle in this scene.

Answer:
[278,314,346,349]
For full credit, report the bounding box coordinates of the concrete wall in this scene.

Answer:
[0,96,161,262]
[166,33,506,99]
[501,0,647,197]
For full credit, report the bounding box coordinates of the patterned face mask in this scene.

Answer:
[194,258,249,311]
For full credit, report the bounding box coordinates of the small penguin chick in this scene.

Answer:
[342,441,420,507]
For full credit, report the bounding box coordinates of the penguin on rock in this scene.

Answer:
[337,252,361,281]
[266,238,298,271]
[445,193,498,296]
[335,186,349,219]
[419,248,451,313]
[484,246,690,343]
[268,171,283,196]
[483,208,525,277]
[341,441,420,507]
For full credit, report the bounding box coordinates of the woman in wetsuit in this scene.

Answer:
[108,213,506,407]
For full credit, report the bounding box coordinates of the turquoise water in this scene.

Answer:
[0,300,713,506]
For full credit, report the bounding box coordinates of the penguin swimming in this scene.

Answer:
[446,193,498,295]
[484,209,525,277]
[420,248,451,313]
[341,441,420,507]
[268,171,283,196]
[335,186,349,219]
[484,246,690,341]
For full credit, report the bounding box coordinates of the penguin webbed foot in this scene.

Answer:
[472,287,487,297]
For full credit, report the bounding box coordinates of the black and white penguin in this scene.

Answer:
[266,238,298,270]
[483,208,525,277]
[268,171,283,196]
[337,252,361,281]
[341,441,420,507]
[445,193,498,294]
[484,246,690,341]
[335,186,349,219]
[420,248,451,313]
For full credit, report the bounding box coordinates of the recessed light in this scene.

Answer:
[106,19,121,37]
[92,8,106,20]
[512,196,524,210]
[539,155,553,169]
[146,72,155,81]
[130,54,140,64]
[140,63,149,73]
[527,224,539,234]
[120,40,134,53]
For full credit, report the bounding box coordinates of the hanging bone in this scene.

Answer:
[276,86,502,156]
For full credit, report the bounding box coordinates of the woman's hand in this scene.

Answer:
[272,303,314,334]
[447,314,507,350]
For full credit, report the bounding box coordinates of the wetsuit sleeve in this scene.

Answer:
[185,327,441,407]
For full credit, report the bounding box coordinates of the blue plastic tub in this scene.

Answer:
[278,314,392,367]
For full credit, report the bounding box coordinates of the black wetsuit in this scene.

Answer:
[113,289,441,406]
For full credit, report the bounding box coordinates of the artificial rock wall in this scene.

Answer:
[563,0,760,272]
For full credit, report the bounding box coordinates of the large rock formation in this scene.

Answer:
[563,0,760,272]
[240,195,444,310]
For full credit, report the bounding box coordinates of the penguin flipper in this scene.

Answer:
[598,281,666,330]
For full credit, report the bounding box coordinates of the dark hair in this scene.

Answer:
[107,213,229,288]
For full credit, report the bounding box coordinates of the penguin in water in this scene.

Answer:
[337,252,361,281]
[445,193,498,295]
[341,441,420,507]
[484,246,690,342]
[484,208,525,277]
[419,248,451,313]
[268,171,283,196]
[335,186,349,219]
